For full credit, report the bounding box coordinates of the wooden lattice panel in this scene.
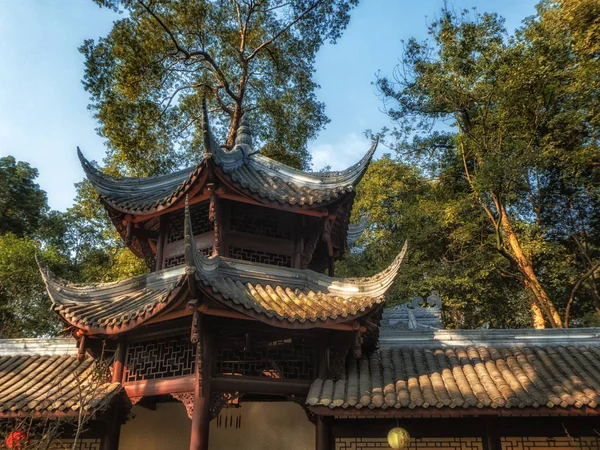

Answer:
[167,202,212,244]
[164,247,213,268]
[216,333,317,380]
[48,439,102,450]
[124,334,196,382]
[335,437,483,450]
[229,202,292,239]
[227,246,291,267]
[501,437,600,450]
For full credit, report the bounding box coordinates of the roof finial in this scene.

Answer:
[234,113,253,157]
[201,91,212,156]
[183,196,196,274]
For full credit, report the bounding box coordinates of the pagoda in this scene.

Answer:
[38,101,405,450]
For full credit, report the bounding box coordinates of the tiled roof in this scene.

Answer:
[186,203,406,327]
[307,344,600,411]
[78,114,376,215]
[38,259,188,334]
[38,205,406,333]
[0,351,121,417]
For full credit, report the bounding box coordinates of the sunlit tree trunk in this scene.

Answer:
[499,207,562,328]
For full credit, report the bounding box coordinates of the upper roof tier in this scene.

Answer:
[37,204,406,335]
[79,114,377,216]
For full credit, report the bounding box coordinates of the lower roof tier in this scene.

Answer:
[307,343,600,412]
[38,241,407,335]
[0,353,121,418]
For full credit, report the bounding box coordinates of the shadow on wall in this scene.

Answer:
[119,401,315,450]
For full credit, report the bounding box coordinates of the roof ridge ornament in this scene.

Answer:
[233,113,255,158]
[183,195,220,273]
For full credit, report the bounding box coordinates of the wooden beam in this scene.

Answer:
[309,405,600,418]
[215,189,329,218]
[211,376,311,396]
[197,304,365,332]
[124,376,195,397]
[131,190,211,224]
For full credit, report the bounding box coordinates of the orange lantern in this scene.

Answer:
[5,430,29,449]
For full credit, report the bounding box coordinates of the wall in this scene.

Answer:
[118,401,314,450]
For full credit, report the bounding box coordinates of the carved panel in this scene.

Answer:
[167,202,213,244]
[335,437,483,450]
[48,439,102,450]
[501,437,600,450]
[229,203,292,239]
[164,247,213,269]
[124,334,196,382]
[216,332,317,380]
[228,246,291,267]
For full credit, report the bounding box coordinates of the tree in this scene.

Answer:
[81,0,359,174]
[337,155,531,329]
[0,156,48,237]
[375,3,599,328]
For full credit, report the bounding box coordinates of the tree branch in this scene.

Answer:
[565,261,600,328]
[246,0,324,62]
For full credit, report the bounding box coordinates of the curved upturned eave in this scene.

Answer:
[188,240,407,329]
[77,147,205,215]
[210,140,378,207]
[37,258,187,335]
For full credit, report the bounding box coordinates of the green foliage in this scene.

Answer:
[0,156,49,237]
[364,2,600,327]
[0,234,69,338]
[337,156,532,329]
[81,0,359,174]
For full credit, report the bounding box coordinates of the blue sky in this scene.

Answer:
[0,0,538,211]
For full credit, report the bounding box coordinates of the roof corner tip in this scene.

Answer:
[201,95,212,156]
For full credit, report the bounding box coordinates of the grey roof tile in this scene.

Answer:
[307,345,600,411]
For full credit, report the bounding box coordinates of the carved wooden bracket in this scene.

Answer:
[171,391,195,419]
[129,396,143,406]
[287,395,316,424]
[210,392,243,428]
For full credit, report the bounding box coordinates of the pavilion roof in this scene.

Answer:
[0,340,121,418]
[38,204,406,334]
[307,329,600,415]
[78,115,377,216]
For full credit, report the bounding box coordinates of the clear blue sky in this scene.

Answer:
[0,0,538,211]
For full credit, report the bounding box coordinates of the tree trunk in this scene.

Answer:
[499,207,563,328]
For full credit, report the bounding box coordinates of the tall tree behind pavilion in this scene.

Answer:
[81,0,359,174]
[374,3,600,328]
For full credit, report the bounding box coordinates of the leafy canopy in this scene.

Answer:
[82,0,359,174]
[355,1,600,327]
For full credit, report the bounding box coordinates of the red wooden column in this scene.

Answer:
[112,342,126,383]
[316,416,331,450]
[190,312,212,450]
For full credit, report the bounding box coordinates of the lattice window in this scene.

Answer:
[216,331,317,380]
[501,437,600,450]
[49,439,102,450]
[167,202,212,244]
[164,254,185,268]
[164,247,213,268]
[123,334,196,382]
[335,437,483,450]
[229,203,292,239]
[228,246,291,267]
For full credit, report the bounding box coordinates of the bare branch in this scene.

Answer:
[565,262,600,327]
[246,0,325,62]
